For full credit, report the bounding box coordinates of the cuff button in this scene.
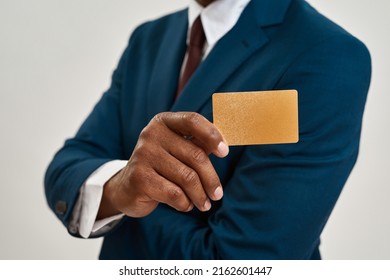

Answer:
[55,200,67,215]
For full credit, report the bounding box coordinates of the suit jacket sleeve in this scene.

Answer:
[44,26,143,232]
[122,34,371,259]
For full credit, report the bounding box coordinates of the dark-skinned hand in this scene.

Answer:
[97,112,229,219]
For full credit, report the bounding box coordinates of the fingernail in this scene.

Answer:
[213,186,223,200]
[217,142,229,157]
[186,204,194,212]
[203,200,211,211]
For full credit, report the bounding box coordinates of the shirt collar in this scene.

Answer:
[188,0,251,49]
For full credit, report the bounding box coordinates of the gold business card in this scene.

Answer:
[212,90,299,146]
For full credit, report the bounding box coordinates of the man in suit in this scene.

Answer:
[45,0,371,259]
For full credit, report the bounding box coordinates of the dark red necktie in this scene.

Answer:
[176,16,206,97]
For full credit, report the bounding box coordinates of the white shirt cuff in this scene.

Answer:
[77,160,127,238]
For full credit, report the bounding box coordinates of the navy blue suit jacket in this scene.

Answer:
[45,0,371,259]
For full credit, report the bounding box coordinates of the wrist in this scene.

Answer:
[97,170,123,220]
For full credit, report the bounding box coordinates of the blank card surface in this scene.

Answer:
[212,90,299,146]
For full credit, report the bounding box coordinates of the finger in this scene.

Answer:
[168,134,224,201]
[153,149,212,212]
[155,112,229,158]
[144,169,194,213]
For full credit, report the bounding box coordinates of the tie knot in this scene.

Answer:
[189,16,206,47]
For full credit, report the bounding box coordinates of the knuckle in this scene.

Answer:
[191,148,208,164]
[153,112,171,124]
[184,112,202,128]
[167,187,182,202]
[208,127,221,142]
[152,112,164,123]
[180,167,199,186]
[139,123,163,142]
[139,126,153,139]
[133,142,151,159]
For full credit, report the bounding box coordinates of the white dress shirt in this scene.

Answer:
[70,0,251,238]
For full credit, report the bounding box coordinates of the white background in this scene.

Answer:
[0,0,388,259]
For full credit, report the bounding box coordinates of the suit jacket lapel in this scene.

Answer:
[146,11,188,119]
[172,0,292,113]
